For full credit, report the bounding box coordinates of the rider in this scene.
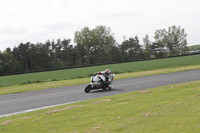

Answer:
[95,69,113,89]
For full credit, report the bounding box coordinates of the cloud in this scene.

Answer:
[101,11,138,19]
[0,27,27,35]
[0,0,200,51]
[43,22,73,31]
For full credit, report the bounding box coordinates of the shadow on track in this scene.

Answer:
[88,88,124,93]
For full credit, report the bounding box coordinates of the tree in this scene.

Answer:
[74,27,92,65]
[143,35,152,58]
[15,42,32,71]
[167,26,188,55]
[74,25,116,64]
[0,59,3,73]
[60,39,75,66]
[154,28,168,58]
[91,25,116,63]
[1,51,22,73]
[154,25,188,56]
[74,43,87,66]
[151,43,167,58]
[107,45,122,63]
[120,36,144,62]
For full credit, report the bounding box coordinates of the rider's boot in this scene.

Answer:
[108,85,112,89]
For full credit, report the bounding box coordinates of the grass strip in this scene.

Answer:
[0,65,200,95]
[0,80,200,132]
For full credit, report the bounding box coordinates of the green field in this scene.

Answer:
[0,80,200,133]
[1,54,200,86]
[189,45,200,51]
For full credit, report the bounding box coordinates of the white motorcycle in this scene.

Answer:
[84,73,115,93]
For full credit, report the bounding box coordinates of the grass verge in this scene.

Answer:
[0,80,200,132]
[0,65,200,95]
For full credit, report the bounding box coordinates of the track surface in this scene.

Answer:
[0,69,200,117]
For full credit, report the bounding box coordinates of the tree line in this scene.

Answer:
[0,25,188,74]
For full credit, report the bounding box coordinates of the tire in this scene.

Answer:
[102,84,108,90]
[85,84,92,93]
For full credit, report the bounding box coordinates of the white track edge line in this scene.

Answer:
[0,101,80,118]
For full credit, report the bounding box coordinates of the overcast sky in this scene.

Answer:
[0,0,200,51]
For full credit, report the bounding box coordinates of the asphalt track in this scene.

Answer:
[0,69,200,117]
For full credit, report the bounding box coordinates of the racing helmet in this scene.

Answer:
[105,69,111,75]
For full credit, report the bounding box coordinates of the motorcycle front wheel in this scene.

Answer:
[102,84,108,90]
[84,84,92,93]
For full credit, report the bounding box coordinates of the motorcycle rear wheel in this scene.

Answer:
[85,84,92,93]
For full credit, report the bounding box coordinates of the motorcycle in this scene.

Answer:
[84,73,115,93]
